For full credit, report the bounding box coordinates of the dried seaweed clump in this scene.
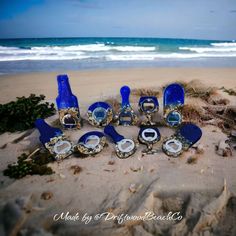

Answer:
[221,87,236,96]
[183,104,211,125]
[184,80,217,100]
[132,87,161,97]
[3,150,54,179]
[105,97,120,113]
[0,94,55,133]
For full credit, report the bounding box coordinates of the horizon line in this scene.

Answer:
[0,36,234,42]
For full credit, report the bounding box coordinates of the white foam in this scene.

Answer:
[179,46,236,53]
[211,42,236,47]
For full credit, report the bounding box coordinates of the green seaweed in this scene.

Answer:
[0,94,55,133]
[3,150,55,179]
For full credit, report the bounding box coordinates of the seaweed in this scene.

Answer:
[3,149,55,179]
[0,94,55,133]
[221,87,236,96]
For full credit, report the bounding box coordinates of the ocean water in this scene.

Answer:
[0,37,236,74]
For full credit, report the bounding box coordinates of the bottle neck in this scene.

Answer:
[57,75,73,97]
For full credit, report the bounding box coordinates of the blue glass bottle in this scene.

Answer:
[117,85,138,126]
[35,118,73,160]
[35,119,63,145]
[163,83,184,127]
[56,75,81,129]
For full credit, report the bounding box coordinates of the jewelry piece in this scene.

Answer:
[116,86,138,126]
[162,123,202,157]
[104,125,136,158]
[56,74,82,129]
[75,131,107,156]
[35,119,74,161]
[138,126,161,154]
[163,83,184,127]
[139,96,159,125]
[87,102,113,127]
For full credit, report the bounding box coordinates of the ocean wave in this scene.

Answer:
[179,46,236,53]
[210,42,236,47]
[107,53,236,61]
[1,43,236,62]
[1,52,236,61]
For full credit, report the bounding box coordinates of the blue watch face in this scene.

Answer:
[77,131,106,155]
[88,102,113,127]
[93,107,107,122]
[166,111,182,127]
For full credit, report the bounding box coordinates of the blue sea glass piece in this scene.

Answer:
[178,123,202,146]
[139,96,159,113]
[120,85,131,107]
[104,125,124,143]
[56,74,78,109]
[163,83,184,108]
[35,119,63,145]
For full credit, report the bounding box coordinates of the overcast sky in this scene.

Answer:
[0,0,236,40]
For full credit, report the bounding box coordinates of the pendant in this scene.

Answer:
[138,126,161,154]
[104,125,136,158]
[56,75,82,129]
[162,123,202,157]
[75,131,107,156]
[116,86,138,126]
[87,102,113,127]
[163,83,184,127]
[139,96,159,125]
[35,119,74,161]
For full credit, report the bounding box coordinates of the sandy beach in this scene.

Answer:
[0,68,236,236]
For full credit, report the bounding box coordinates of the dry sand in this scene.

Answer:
[0,68,236,236]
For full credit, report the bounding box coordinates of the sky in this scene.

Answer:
[0,0,236,40]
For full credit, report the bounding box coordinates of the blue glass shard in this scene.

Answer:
[120,85,131,107]
[56,74,79,109]
[163,83,184,107]
[179,123,202,146]
[104,125,124,143]
[35,119,63,145]
[79,131,104,144]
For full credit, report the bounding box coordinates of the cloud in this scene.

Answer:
[229,10,236,13]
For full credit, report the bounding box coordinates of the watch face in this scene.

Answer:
[141,128,158,142]
[166,111,182,127]
[92,107,108,123]
[83,135,100,149]
[88,102,113,127]
[53,140,73,155]
[162,138,183,157]
[77,131,106,156]
[117,138,135,153]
